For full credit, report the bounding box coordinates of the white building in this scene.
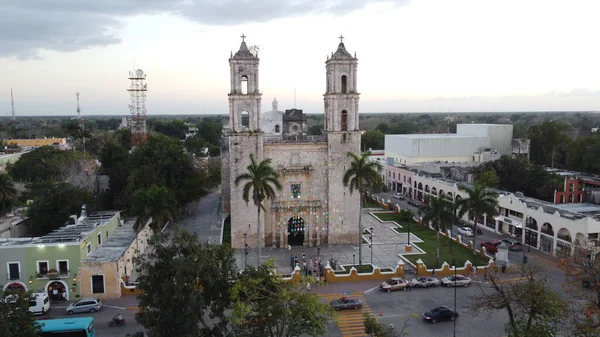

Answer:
[261,98,284,134]
[385,124,512,166]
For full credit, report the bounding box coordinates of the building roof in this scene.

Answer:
[232,41,258,60]
[386,134,480,139]
[82,220,137,263]
[0,211,119,248]
[330,42,355,60]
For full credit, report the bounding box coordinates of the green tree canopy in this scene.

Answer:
[528,120,571,168]
[130,185,178,233]
[0,174,17,210]
[153,120,189,140]
[135,230,238,337]
[8,146,89,183]
[361,130,385,151]
[0,290,42,337]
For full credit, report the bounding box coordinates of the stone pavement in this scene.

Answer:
[178,187,224,244]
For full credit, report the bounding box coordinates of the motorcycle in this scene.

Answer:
[108,318,126,327]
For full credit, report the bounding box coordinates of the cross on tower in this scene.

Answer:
[339,35,344,43]
[241,34,246,42]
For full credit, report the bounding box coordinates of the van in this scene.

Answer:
[29,292,50,315]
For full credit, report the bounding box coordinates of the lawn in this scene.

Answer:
[364,201,384,208]
[373,213,488,267]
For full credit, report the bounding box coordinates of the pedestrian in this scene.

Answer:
[302,250,306,261]
[288,244,292,251]
[306,282,311,292]
[303,260,307,270]
[314,257,318,269]
[290,254,295,268]
[317,248,321,256]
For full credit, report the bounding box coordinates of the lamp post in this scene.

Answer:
[452,258,457,337]
[244,233,248,269]
[353,254,356,266]
[370,227,374,267]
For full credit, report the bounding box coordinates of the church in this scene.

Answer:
[221,36,362,249]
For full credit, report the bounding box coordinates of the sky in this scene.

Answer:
[1,0,599,116]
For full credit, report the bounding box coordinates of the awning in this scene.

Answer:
[494,215,523,228]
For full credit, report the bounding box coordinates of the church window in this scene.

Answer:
[341,110,348,131]
[241,111,249,127]
[568,194,573,203]
[341,75,347,93]
[275,125,280,133]
[291,184,301,199]
[241,75,248,94]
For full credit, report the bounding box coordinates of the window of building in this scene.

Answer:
[241,111,249,128]
[341,110,348,131]
[91,275,105,294]
[393,172,396,179]
[57,260,69,277]
[291,184,301,199]
[508,210,523,218]
[86,243,91,256]
[7,262,20,280]
[37,261,49,277]
[341,75,347,93]
[241,75,248,94]
[275,124,280,133]
[388,171,391,177]
[578,194,583,202]
[97,232,102,246]
[569,183,574,192]
[568,194,573,203]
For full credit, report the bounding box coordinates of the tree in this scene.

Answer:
[469,265,568,337]
[528,120,571,168]
[361,130,385,151]
[135,230,238,337]
[561,240,600,337]
[130,185,178,233]
[455,183,498,266]
[420,196,456,272]
[235,153,282,267]
[8,146,88,183]
[0,290,42,337]
[26,182,95,236]
[230,260,332,337]
[343,152,383,267]
[364,313,413,337]
[99,141,130,209]
[475,170,499,188]
[0,174,17,210]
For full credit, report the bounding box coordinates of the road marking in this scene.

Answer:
[364,285,380,294]
[321,293,372,337]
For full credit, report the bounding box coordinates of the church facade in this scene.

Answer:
[221,37,362,249]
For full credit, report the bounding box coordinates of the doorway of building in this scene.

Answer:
[47,281,67,303]
[288,216,305,246]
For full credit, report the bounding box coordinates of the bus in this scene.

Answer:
[37,317,96,337]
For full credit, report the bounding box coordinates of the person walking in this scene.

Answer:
[306,282,311,292]
[290,254,295,268]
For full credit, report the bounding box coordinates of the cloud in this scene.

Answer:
[0,0,408,59]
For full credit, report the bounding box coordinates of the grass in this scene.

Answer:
[222,215,231,245]
[363,201,384,208]
[373,213,488,267]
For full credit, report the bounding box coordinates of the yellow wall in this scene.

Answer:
[117,223,152,281]
[323,263,405,283]
[4,138,67,147]
[80,261,120,299]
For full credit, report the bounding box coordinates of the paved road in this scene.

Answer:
[40,304,143,336]
[178,187,223,244]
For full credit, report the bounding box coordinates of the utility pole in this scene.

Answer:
[10,88,15,122]
[76,92,85,153]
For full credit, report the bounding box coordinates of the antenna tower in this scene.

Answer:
[127,69,148,147]
[10,88,15,122]
[76,92,86,153]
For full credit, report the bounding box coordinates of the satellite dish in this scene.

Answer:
[136,69,144,77]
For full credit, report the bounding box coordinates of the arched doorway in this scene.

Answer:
[288,216,305,246]
[3,281,27,292]
[46,280,68,302]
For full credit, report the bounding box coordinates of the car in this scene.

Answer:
[410,276,440,288]
[380,277,411,292]
[66,298,102,315]
[460,221,483,235]
[423,306,458,323]
[392,193,404,200]
[501,238,522,251]
[329,297,363,311]
[458,227,474,237]
[481,240,503,254]
[441,275,472,287]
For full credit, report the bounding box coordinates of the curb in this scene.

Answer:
[125,307,140,311]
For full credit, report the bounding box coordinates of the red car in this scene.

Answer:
[481,240,502,254]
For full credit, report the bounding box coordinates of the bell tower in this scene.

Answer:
[324,35,359,132]
[229,35,262,132]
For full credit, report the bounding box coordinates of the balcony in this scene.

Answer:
[37,270,70,280]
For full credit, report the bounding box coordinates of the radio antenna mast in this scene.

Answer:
[10,88,15,122]
[76,92,85,153]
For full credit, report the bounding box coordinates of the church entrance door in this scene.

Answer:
[287,216,305,246]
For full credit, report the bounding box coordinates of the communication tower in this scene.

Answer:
[10,88,16,122]
[76,92,85,153]
[127,69,148,147]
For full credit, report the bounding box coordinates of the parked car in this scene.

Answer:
[460,221,483,235]
[501,238,522,251]
[458,227,474,237]
[28,292,50,315]
[66,298,102,315]
[481,240,502,254]
[380,277,411,292]
[410,276,440,288]
[329,297,363,311]
[423,306,458,323]
[441,275,472,287]
[392,193,404,200]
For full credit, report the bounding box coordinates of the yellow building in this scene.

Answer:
[4,138,67,147]
[79,219,152,299]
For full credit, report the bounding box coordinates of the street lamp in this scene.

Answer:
[244,233,248,269]
[370,227,374,267]
[452,258,457,337]
[353,254,356,266]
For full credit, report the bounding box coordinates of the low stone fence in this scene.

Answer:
[281,261,405,284]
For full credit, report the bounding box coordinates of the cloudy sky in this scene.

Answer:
[1,0,599,116]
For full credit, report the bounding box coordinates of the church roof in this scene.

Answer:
[232,41,258,60]
[330,42,355,60]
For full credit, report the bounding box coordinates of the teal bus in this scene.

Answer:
[37,317,96,337]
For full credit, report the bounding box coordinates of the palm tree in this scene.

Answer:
[0,174,17,210]
[456,183,499,266]
[343,152,383,268]
[130,185,179,233]
[420,196,456,274]
[235,153,282,267]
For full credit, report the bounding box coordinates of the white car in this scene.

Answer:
[393,193,404,200]
[441,275,472,287]
[458,227,474,237]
